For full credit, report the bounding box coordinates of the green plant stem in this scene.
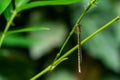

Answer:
[82,16,120,44]
[30,16,120,80]
[0,10,17,48]
[30,66,51,80]
[51,0,97,67]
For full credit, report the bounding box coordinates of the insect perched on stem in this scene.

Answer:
[77,24,82,73]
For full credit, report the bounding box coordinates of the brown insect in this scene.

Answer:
[77,24,82,73]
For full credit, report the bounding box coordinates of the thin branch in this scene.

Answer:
[51,0,97,69]
[0,10,17,48]
[30,16,120,80]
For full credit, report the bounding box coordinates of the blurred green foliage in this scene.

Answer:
[0,0,120,80]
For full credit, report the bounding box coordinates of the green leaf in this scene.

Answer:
[3,35,33,47]
[0,26,49,47]
[16,0,82,12]
[15,0,29,8]
[6,27,49,35]
[0,0,12,14]
[3,3,13,21]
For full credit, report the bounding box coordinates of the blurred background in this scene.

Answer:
[0,0,120,80]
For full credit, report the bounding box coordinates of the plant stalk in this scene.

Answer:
[30,16,120,80]
[51,0,97,68]
[0,10,17,48]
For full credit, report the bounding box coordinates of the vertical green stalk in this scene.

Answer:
[51,0,97,69]
[0,10,17,48]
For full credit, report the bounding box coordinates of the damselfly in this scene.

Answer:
[77,24,82,73]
